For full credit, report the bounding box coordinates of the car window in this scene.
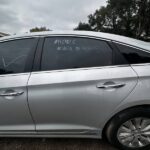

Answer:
[116,43,150,64]
[41,37,113,71]
[0,38,36,75]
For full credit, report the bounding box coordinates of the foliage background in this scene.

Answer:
[75,0,150,42]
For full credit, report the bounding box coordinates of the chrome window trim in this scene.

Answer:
[31,63,150,75]
[131,63,150,66]
[31,65,130,75]
[40,34,111,42]
[0,34,111,43]
[0,73,31,78]
[113,41,150,54]
[0,36,40,43]
[0,64,149,77]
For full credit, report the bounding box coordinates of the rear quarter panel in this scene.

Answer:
[102,64,150,130]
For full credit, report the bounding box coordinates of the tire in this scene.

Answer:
[105,107,150,150]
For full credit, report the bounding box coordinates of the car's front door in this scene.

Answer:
[0,38,37,132]
[28,36,138,135]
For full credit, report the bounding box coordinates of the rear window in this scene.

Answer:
[116,44,150,64]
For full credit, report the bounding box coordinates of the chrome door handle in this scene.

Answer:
[0,91,24,97]
[97,83,126,89]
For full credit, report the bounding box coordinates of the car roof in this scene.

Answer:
[0,31,150,51]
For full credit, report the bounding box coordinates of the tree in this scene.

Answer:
[74,22,92,31]
[30,27,50,32]
[135,0,150,39]
[75,0,150,41]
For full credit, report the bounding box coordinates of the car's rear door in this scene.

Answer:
[0,38,37,132]
[28,36,138,135]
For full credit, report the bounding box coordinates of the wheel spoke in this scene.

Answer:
[138,140,144,147]
[125,120,136,130]
[134,118,142,129]
[131,137,144,147]
[119,125,131,133]
[142,131,150,136]
[121,136,134,145]
[141,125,150,132]
[141,119,150,129]
[131,137,140,147]
[119,132,132,138]
[140,135,150,145]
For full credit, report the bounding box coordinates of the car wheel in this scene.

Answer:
[105,107,150,150]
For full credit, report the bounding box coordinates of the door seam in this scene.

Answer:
[26,73,36,131]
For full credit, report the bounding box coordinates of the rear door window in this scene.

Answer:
[41,37,113,71]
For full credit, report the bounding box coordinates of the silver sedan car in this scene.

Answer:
[0,31,150,150]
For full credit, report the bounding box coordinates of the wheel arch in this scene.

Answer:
[102,104,150,139]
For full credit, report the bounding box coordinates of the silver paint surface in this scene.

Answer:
[0,73,34,131]
[28,66,137,137]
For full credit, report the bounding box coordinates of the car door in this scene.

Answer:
[28,36,138,134]
[0,38,37,132]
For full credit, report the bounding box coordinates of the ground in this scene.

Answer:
[0,138,118,150]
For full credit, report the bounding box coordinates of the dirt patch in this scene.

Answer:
[0,138,118,150]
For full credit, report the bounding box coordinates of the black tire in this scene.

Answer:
[105,107,150,150]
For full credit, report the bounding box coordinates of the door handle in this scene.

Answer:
[97,82,126,89]
[0,91,24,97]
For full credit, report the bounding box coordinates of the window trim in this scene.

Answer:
[30,64,130,75]
[37,36,115,72]
[113,41,150,55]
[0,37,39,75]
[0,36,40,43]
